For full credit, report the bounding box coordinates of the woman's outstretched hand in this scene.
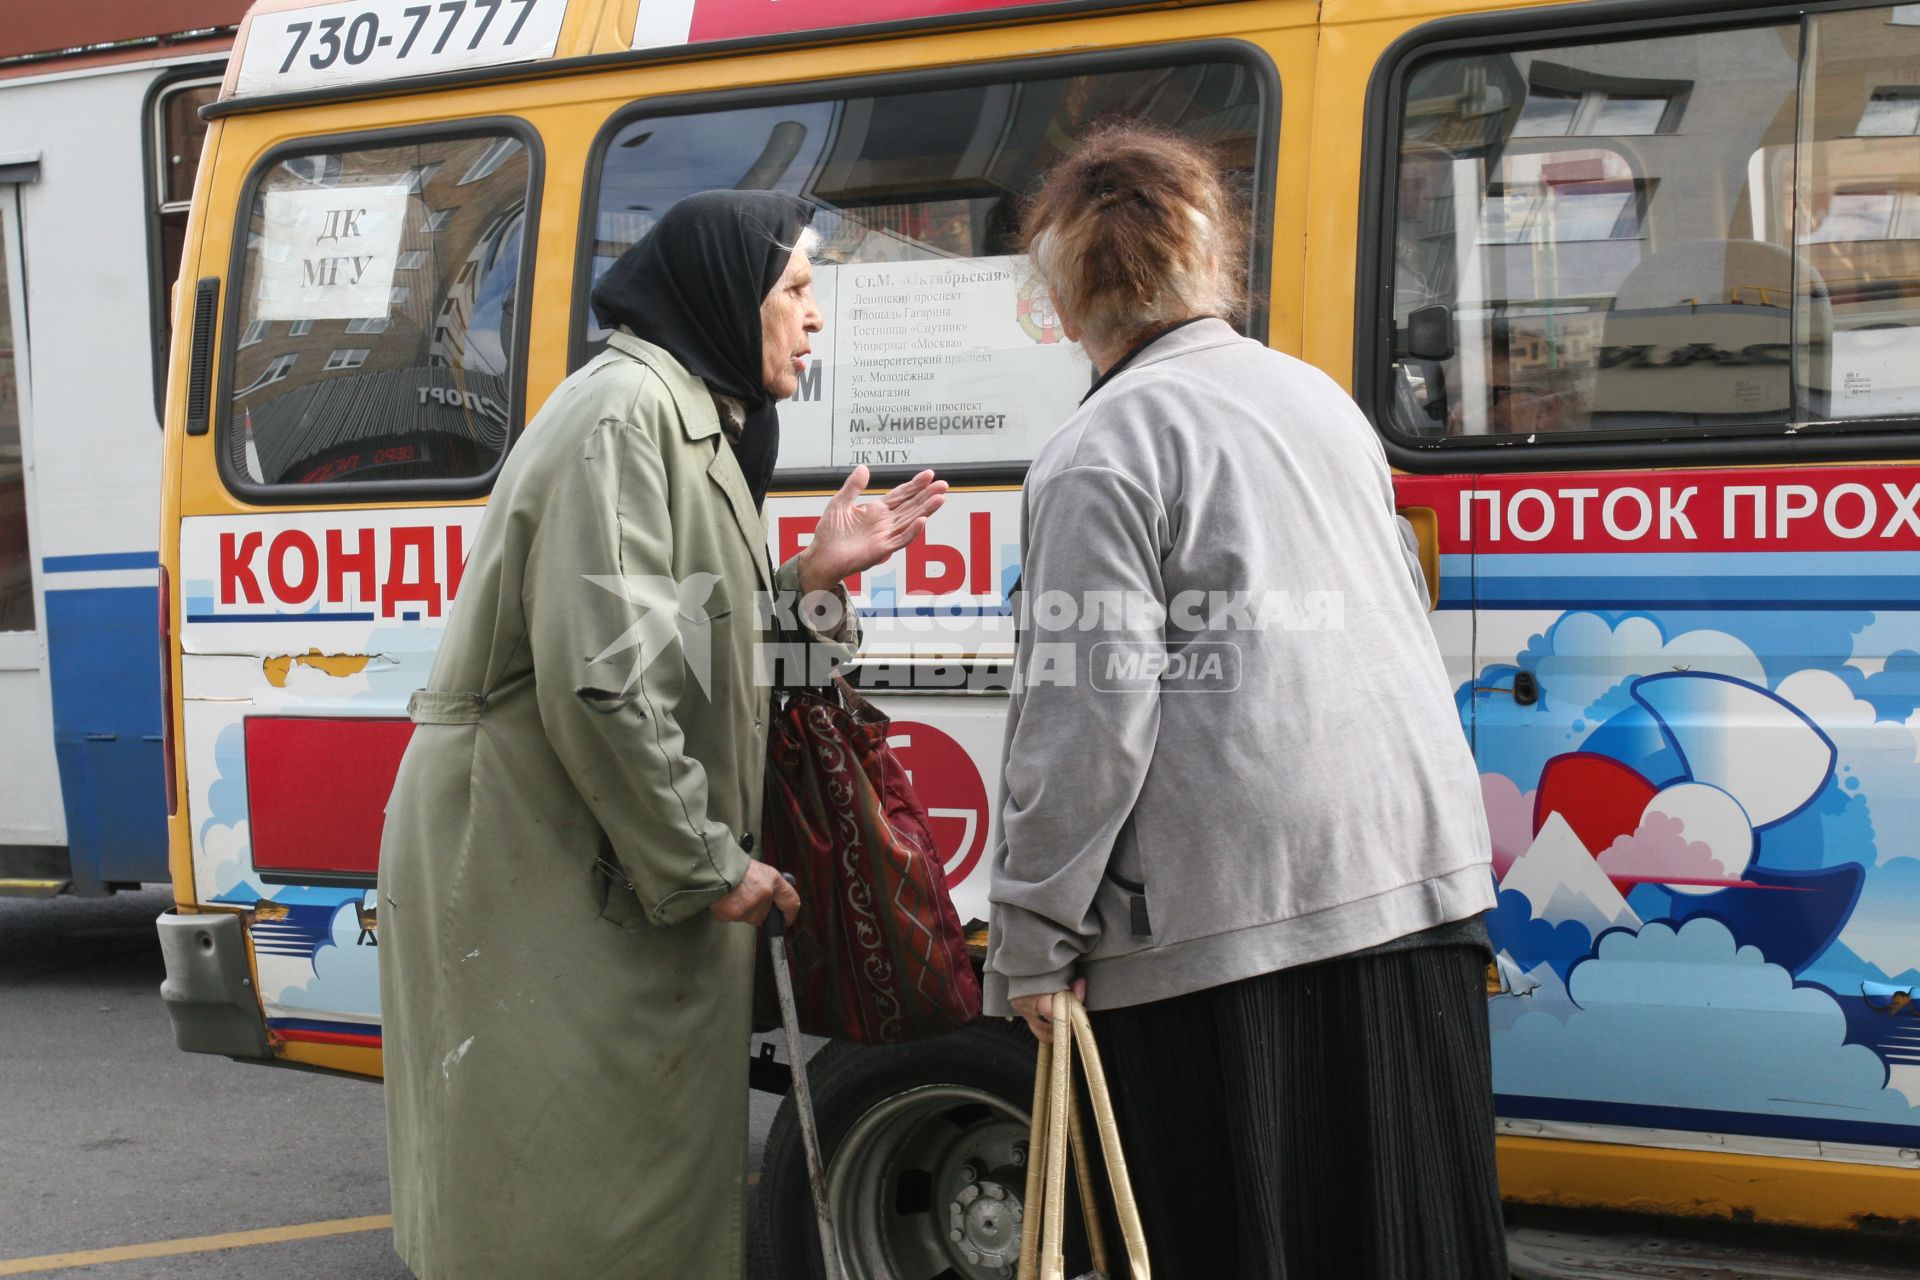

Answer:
[797,467,948,595]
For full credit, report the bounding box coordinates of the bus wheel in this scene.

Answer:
[752,1018,1095,1280]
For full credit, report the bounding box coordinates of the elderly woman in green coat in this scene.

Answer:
[378,191,946,1280]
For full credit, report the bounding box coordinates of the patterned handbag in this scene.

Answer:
[758,674,982,1043]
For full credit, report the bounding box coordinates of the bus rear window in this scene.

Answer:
[582,55,1268,472]
[223,129,534,493]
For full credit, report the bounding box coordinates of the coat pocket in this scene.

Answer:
[593,837,648,930]
[1104,868,1153,939]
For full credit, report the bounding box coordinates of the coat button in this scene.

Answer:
[741,832,756,853]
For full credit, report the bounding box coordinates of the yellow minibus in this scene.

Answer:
[158,0,1920,1273]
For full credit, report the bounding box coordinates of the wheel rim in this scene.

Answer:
[826,1083,1032,1280]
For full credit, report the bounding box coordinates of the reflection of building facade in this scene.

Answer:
[226,135,527,486]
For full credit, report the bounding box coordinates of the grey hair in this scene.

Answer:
[782,225,824,261]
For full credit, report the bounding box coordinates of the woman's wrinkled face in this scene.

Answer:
[760,246,824,399]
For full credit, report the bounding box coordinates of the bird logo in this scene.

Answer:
[582,572,725,697]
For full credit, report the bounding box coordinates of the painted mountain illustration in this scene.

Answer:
[1500,810,1643,937]
[1526,672,1863,975]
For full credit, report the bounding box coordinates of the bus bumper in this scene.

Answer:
[156,910,272,1059]
[1508,1219,1920,1280]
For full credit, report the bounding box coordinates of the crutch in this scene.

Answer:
[767,873,847,1280]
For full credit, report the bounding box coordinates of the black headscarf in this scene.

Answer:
[591,190,816,509]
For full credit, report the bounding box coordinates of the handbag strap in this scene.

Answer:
[1017,1038,1052,1280]
[1067,1086,1112,1277]
[1065,993,1150,1277]
[1019,991,1151,1280]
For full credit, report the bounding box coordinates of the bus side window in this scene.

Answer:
[0,204,28,631]
[219,128,537,494]
[151,75,220,419]
[1384,6,1920,445]
[1794,7,1920,421]
[579,52,1272,475]
[1382,23,1804,442]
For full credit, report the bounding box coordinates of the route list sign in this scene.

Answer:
[780,255,1088,469]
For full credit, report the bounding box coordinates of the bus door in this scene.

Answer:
[1374,3,1920,1222]
[0,165,68,885]
[173,123,536,1069]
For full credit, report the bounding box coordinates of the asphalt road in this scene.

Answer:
[0,889,786,1278]
[18,892,1917,1280]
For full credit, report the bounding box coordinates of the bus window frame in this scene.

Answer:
[571,39,1281,491]
[144,63,227,427]
[1354,0,1920,475]
[213,116,545,505]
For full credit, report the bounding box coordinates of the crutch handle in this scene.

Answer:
[767,871,798,938]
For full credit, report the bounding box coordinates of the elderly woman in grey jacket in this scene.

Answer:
[983,125,1506,1277]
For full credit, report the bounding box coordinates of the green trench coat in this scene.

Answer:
[378,332,855,1280]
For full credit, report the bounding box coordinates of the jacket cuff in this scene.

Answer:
[999,965,1079,1004]
[773,556,862,657]
[647,834,754,927]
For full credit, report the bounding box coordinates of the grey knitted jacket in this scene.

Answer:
[983,319,1493,1014]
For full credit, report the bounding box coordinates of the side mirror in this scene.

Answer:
[1404,304,1455,361]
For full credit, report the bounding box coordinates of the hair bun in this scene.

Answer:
[1023,122,1244,348]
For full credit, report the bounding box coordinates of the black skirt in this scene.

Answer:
[1086,940,1508,1280]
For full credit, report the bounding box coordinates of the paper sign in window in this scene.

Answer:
[254,185,410,321]
[779,254,1088,469]
[1831,327,1920,417]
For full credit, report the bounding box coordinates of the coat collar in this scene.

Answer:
[606,330,773,595]
[1084,317,1246,401]
[607,330,722,440]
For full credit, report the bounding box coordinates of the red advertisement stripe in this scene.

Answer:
[1394,465,1920,556]
[688,0,1058,42]
[275,1028,383,1048]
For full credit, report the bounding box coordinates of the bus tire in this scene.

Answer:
[749,1018,1097,1280]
